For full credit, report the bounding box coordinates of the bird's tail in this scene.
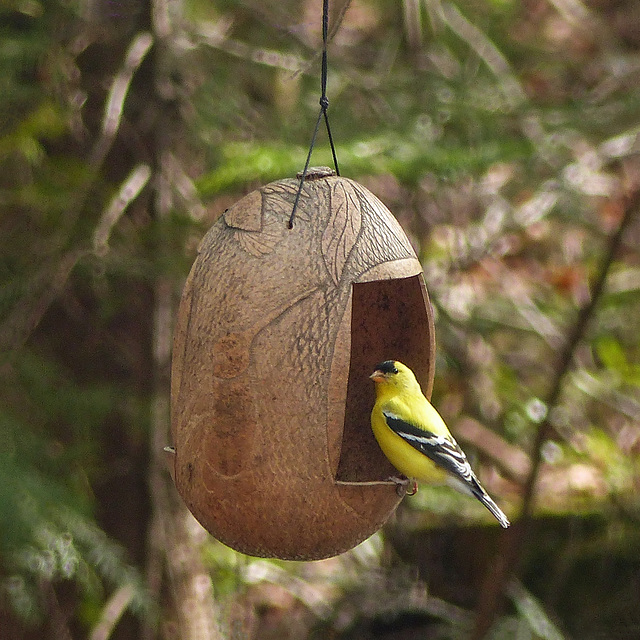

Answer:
[447,475,510,528]
[474,488,510,528]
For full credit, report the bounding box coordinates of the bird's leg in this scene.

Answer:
[387,475,418,496]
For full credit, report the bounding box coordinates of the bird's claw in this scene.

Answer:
[387,476,418,496]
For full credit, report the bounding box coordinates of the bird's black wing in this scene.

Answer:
[382,410,475,483]
[383,410,511,528]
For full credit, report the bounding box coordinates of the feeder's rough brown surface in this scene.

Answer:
[170,168,435,560]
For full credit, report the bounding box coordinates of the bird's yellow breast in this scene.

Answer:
[370,398,448,484]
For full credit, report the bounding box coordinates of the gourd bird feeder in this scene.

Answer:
[169,168,435,560]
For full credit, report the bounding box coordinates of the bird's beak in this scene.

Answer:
[370,370,385,382]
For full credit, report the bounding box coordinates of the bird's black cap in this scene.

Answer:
[374,360,398,374]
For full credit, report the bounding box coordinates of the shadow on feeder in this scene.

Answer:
[169,168,435,560]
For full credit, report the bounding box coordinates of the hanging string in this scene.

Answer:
[288,0,340,229]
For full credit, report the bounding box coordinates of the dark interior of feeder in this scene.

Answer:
[335,275,435,483]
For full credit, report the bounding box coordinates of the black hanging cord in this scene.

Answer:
[288,0,340,229]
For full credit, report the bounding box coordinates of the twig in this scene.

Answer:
[92,32,154,165]
[402,0,423,50]
[472,187,640,639]
[93,164,152,256]
[66,32,154,227]
[437,1,526,109]
[43,581,73,640]
[198,21,307,73]
[89,584,136,640]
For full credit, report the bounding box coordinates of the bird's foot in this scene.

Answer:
[387,476,418,496]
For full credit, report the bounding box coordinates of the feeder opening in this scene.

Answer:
[335,274,435,483]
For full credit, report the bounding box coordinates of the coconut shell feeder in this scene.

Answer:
[169,167,435,560]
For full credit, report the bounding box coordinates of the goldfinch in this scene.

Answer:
[370,360,510,528]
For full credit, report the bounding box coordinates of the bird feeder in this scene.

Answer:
[169,168,435,560]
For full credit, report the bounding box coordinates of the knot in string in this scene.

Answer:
[288,0,340,229]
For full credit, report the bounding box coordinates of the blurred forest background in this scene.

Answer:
[2,0,640,638]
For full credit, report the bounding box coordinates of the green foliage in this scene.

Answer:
[0,350,149,626]
[0,0,153,633]
[198,131,532,196]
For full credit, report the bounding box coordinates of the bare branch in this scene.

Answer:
[437,1,526,108]
[198,21,306,73]
[89,584,136,640]
[102,33,154,141]
[93,164,152,256]
[403,0,424,50]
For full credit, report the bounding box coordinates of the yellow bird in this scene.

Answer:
[370,360,510,528]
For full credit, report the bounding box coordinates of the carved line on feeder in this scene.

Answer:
[210,285,318,379]
[222,190,262,231]
[181,282,339,482]
[322,180,362,286]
